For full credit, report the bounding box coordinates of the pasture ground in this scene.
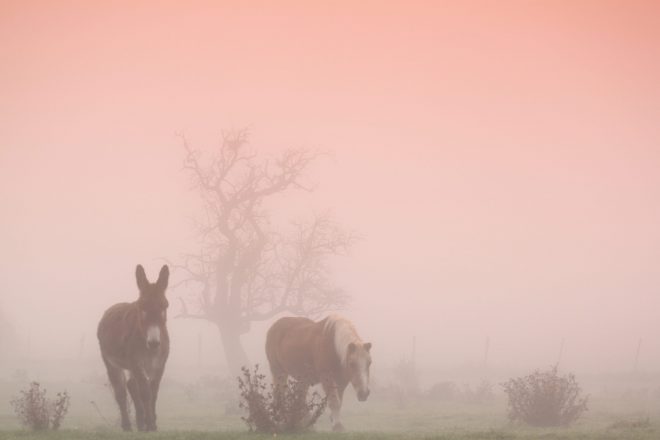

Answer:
[1,362,660,440]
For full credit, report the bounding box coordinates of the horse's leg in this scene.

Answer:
[332,384,346,431]
[126,375,145,431]
[297,383,313,428]
[322,379,344,432]
[103,359,131,431]
[148,367,165,431]
[337,384,345,407]
[269,361,287,410]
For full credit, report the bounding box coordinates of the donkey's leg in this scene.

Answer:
[126,376,145,431]
[147,367,165,431]
[103,360,131,431]
[133,370,155,431]
[322,379,344,432]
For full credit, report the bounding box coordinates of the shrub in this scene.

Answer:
[425,379,495,404]
[426,381,458,401]
[197,374,236,402]
[237,365,326,433]
[462,379,495,404]
[393,357,420,397]
[183,382,200,403]
[608,416,651,431]
[10,382,70,430]
[501,365,587,427]
[12,369,28,383]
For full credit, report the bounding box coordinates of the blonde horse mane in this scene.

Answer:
[323,314,363,366]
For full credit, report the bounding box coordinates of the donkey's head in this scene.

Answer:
[346,341,372,401]
[135,264,169,351]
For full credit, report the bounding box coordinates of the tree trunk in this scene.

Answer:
[217,324,250,375]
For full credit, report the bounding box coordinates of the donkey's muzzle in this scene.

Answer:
[146,325,161,351]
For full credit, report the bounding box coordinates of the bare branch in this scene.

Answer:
[175,130,353,334]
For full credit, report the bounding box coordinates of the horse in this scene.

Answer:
[97,264,170,432]
[265,314,372,431]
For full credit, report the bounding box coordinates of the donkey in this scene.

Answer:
[97,264,170,431]
[266,314,372,431]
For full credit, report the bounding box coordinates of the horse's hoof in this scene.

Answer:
[332,422,345,432]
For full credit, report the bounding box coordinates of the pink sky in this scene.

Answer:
[1,1,660,372]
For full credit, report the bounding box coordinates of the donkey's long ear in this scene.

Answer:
[156,265,169,291]
[364,342,372,352]
[136,264,149,293]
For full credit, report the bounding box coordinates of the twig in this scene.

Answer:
[90,401,111,426]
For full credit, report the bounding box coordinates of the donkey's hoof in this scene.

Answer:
[332,422,345,432]
[121,423,132,432]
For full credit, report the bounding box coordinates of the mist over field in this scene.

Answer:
[1,1,660,438]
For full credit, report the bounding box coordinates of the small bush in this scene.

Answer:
[425,379,494,404]
[502,365,587,427]
[426,381,458,401]
[462,379,495,404]
[393,357,420,397]
[10,382,70,430]
[183,382,200,403]
[608,416,651,430]
[237,365,326,433]
[12,369,28,383]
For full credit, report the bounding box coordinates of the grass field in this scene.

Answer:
[1,422,659,440]
[2,396,659,440]
[1,429,660,440]
[2,362,660,440]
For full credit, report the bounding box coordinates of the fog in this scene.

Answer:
[1,0,660,400]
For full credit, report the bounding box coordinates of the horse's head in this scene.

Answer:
[346,341,372,401]
[135,264,169,351]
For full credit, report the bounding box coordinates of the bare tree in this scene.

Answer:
[175,130,355,373]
